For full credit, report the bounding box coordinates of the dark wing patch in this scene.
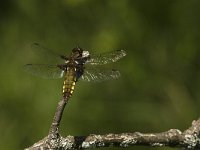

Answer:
[23,64,64,79]
[87,50,126,65]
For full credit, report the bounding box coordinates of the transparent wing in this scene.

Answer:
[31,43,65,63]
[23,64,64,79]
[80,65,121,82]
[87,49,126,65]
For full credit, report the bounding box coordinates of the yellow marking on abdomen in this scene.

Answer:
[62,67,77,97]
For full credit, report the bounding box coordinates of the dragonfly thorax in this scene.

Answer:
[64,47,90,67]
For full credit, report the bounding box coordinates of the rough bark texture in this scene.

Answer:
[25,119,200,150]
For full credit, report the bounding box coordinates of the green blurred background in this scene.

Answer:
[1,0,200,149]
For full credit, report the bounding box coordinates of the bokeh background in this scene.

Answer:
[1,0,200,149]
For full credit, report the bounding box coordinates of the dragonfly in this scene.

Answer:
[24,43,126,98]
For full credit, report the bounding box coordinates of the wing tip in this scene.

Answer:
[116,49,126,57]
[32,42,39,45]
[111,69,121,79]
[120,49,127,56]
[31,43,40,49]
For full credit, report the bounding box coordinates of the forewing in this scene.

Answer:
[23,64,64,79]
[87,49,126,65]
[31,43,65,63]
[80,65,120,82]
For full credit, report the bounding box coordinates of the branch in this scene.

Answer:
[48,96,68,139]
[25,118,200,150]
[43,95,70,149]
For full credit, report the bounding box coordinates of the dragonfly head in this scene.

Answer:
[71,46,83,58]
[71,46,90,59]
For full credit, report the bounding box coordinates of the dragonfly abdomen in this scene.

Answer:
[63,67,77,98]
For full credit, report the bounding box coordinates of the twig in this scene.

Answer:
[32,95,70,149]
[48,96,69,138]
[25,118,200,150]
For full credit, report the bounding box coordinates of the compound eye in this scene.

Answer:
[72,48,77,52]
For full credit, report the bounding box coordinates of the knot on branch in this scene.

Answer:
[183,133,200,149]
[60,136,74,149]
[182,119,200,149]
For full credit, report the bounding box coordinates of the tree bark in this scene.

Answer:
[25,118,200,150]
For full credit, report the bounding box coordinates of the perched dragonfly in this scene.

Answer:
[24,43,126,98]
